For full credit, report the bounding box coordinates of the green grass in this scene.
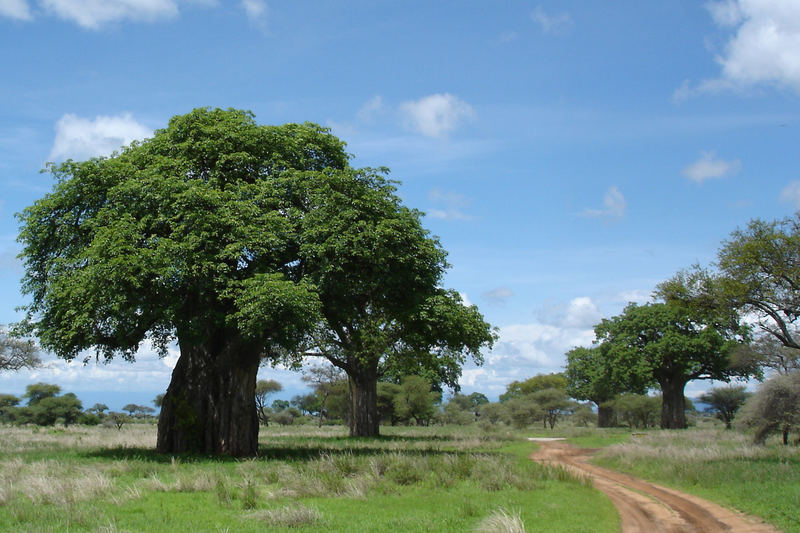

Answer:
[0,424,619,532]
[593,429,800,533]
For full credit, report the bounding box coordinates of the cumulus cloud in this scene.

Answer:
[482,287,514,305]
[427,188,472,221]
[0,0,32,20]
[458,292,473,307]
[682,151,741,183]
[704,0,800,93]
[39,0,179,28]
[581,186,626,219]
[49,113,152,161]
[562,297,602,329]
[530,6,573,34]
[780,180,800,208]
[400,93,475,138]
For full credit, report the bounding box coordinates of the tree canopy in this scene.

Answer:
[499,373,566,402]
[16,109,352,455]
[592,300,752,428]
[16,107,493,452]
[716,216,800,349]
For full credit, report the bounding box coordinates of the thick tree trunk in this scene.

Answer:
[597,404,614,428]
[157,335,260,456]
[348,368,380,437]
[660,379,687,429]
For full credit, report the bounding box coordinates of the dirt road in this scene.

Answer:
[529,439,779,533]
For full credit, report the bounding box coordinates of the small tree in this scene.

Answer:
[28,393,83,426]
[88,403,109,415]
[0,394,20,421]
[394,375,437,426]
[699,385,750,429]
[302,364,345,427]
[737,373,800,444]
[23,383,61,405]
[571,403,597,427]
[500,373,566,402]
[0,329,41,372]
[532,388,575,429]
[107,412,129,431]
[610,394,661,429]
[505,396,542,429]
[478,402,506,426]
[255,379,282,426]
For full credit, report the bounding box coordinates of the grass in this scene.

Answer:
[593,428,800,533]
[0,424,619,532]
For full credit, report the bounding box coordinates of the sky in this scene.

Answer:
[1,0,799,409]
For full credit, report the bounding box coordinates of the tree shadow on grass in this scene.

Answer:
[81,436,471,463]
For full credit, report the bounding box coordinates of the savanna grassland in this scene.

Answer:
[0,424,618,533]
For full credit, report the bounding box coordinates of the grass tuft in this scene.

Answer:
[249,504,323,528]
[475,508,526,533]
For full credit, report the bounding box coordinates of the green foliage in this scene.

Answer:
[500,373,566,402]
[594,301,752,428]
[716,216,800,349]
[393,375,437,426]
[531,388,575,429]
[377,382,401,424]
[478,402,507,426]
[565,345,629,404]
[699,385,750,429]
[570,404,598,427]
[23,382,61,405]
[608,394,661,429]
[17,109,347,363]
[737,373,800,444]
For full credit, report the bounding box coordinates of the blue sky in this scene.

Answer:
[1,0,799,409]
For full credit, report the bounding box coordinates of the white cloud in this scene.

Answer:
[241,0,266,24]
[427,188,472,221]
[356,95,384,123]
[0,0,32,20]
[482,287,514,305]
[704,0,800,93]
[467,321,595,396]
[458,292,473,307]
[780,180,800,208]
[49,113,152,161]
[581,186,626,219]
[400,93,475,138]
[682,151,741,183]
[617,289,651,305]
[40,0,179,29]
[562,297,602,329]
[672,79,693,103]
[530,6,573,35]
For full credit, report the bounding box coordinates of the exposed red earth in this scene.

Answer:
[529,438,780,533]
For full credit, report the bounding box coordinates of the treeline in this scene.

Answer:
[0,382,160,429]
[563,212,800,444]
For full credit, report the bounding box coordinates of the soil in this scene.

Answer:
[529,439,780,533]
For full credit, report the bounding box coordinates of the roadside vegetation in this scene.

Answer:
[594,428,800,533]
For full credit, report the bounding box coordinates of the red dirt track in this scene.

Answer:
[529,439,780,533]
